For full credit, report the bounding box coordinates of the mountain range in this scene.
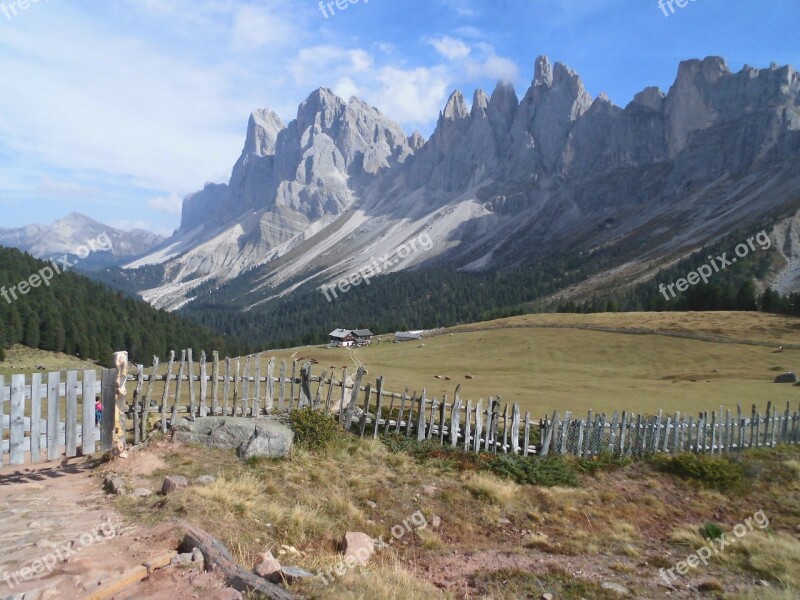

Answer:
[12,55,800,319]
[0,213,165,270]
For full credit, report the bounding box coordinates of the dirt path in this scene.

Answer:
[0,455,235,600]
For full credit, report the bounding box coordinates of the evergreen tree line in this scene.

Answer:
[0,246,248,366]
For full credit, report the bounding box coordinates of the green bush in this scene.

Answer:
[287,407,343,451]
[572,451,632,475]
[699,522,725,541]
[486,454,580,487]
[652,453,747,491]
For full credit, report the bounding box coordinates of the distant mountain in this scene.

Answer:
[125,55,800,313]
[0,213,165,270]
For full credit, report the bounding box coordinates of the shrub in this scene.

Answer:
[287,407,343,450]
[572,451,632,475]
[652,453,746,491]
[486,454,580,487]
[699,522,725,541]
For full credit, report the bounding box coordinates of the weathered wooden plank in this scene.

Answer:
[161,351,175,433]
[338,367,347,423]
[358,383,371,437]
[232,358,240,417]
[65,371,78,458]
[450,396,462,448]
[438,394,447,445]
[710,411,717,454]
[473,399,483,453]
[300,363,312,408]
[47,372,60,461]
[511,404,520,454]
[241,356,250,416]
[289,361,297,411]
[522,411,531,456]
[101,368,116,453]
[188,349,196,419]
[501,404,509,454]
[344,367,365,430]
[278,361,286,412]
[653,410,663,454]
[426,396,437,441]
[314,369,325,409]
[373,377,384,439]
[253,354,262,416]
[29,373,43,463]
[266,357,275,412]
[325,372,336,415]
[405,391,415,438]
[559,411,572,455]
[199,352,208,417]
[10,374,25,465]
[173,350,187,425]
[132,365,144,445]
[618,412,628,456]
[223,357,231,417]
[211,351,220,415]
[416,390,427,442]
[384,387,395,434]
[142,357,159,439]
[82,370,96,455]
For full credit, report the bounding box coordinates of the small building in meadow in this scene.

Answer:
[329,329,357,347]
[353,329,374,345]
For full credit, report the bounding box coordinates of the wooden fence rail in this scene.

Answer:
[3,349,799,467]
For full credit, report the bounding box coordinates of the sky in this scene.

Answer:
[0,0,797,237]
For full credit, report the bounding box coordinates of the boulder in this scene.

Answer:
[341,532,374,566]
[600,582,630,596]
[774,372,797,383]
[161,475,188,494]
[172,417,293,459]
[697,577,724,592]
[254,551,282,579]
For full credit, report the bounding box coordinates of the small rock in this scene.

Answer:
[422,485,438,496]
[253,551,281,579]
[130,488,153,498]
[366,500,377,509]
[105,476,127,495]
[541,594,554,600]
[276,566,314,583]
[342,532,375,566]
[757,579,771,587]
[279,544,300,556]
[697,577,724,592]
[774,372,797,384]
[601,582,630,596]
[192,547,205,568]
[195,475,216,486]
[171,552,195,565]
[498,518,512,526]
[161,475,188,495]
[431,515,442,529]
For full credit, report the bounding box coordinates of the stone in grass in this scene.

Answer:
[341,532,374,566]
[275,567,315,584]
[697,577,724,592]
[194,475,216,486]
[105,476,127,496]
[130,488,153,498]
[253,552,282,579]
[161,475,188,495]
[192,548,205,569]
[600,582,630,596]
[774,372,797,383]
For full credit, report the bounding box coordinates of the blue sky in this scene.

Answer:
[0,0,797,236]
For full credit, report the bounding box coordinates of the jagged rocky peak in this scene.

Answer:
[295,87,347,131]
[244,109,285,157]
[628,86,666,112]
[442,90,470,120]
[408,131,426,150]
[471,89,489,116]
[534,55,554,88]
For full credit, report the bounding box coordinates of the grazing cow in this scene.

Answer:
[444,376,451,381]
[465,375,474,380]
[434,375,442,379]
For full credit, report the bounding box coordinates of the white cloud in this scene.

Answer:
[426,36,471,61]
[231,4,295,50]
[148,193,184,215]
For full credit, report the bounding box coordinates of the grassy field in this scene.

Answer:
[263,312,800,418]
[0,344,99,379]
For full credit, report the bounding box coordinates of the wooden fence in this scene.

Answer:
[3,348,799,467]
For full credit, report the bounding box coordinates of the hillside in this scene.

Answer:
[0,246,246,366]
[256,311,800,418]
